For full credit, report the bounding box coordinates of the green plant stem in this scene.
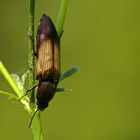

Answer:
[0,60,22,97]
[28,1,43,140]
[56,0,68,37]
[28,0,36,105]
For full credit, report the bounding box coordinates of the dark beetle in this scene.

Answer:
[35,14,61,111]
[29,14,61,127]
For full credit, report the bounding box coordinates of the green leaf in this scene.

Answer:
[56,88,72,92]
[60,66,79,81]
[11,74,25,94]
[21,70,31,88]
[56,0,68,37]
[0,90,17,99]
[30,111,44,140]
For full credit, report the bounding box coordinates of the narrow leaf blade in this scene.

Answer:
[56,88,72,92]
[0,90,17,99]
[60,66,79,81]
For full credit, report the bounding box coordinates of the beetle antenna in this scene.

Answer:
[29,108,39,128]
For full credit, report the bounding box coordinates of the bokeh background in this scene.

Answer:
[0,0,140,140]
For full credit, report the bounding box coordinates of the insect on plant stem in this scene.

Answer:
[29,13,61,127]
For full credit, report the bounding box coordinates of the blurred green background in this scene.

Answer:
[0,0,140,140]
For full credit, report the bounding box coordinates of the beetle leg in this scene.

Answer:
[26,84,38,93]
[18,84,38,100]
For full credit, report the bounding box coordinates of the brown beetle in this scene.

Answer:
[35,14,60,111]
